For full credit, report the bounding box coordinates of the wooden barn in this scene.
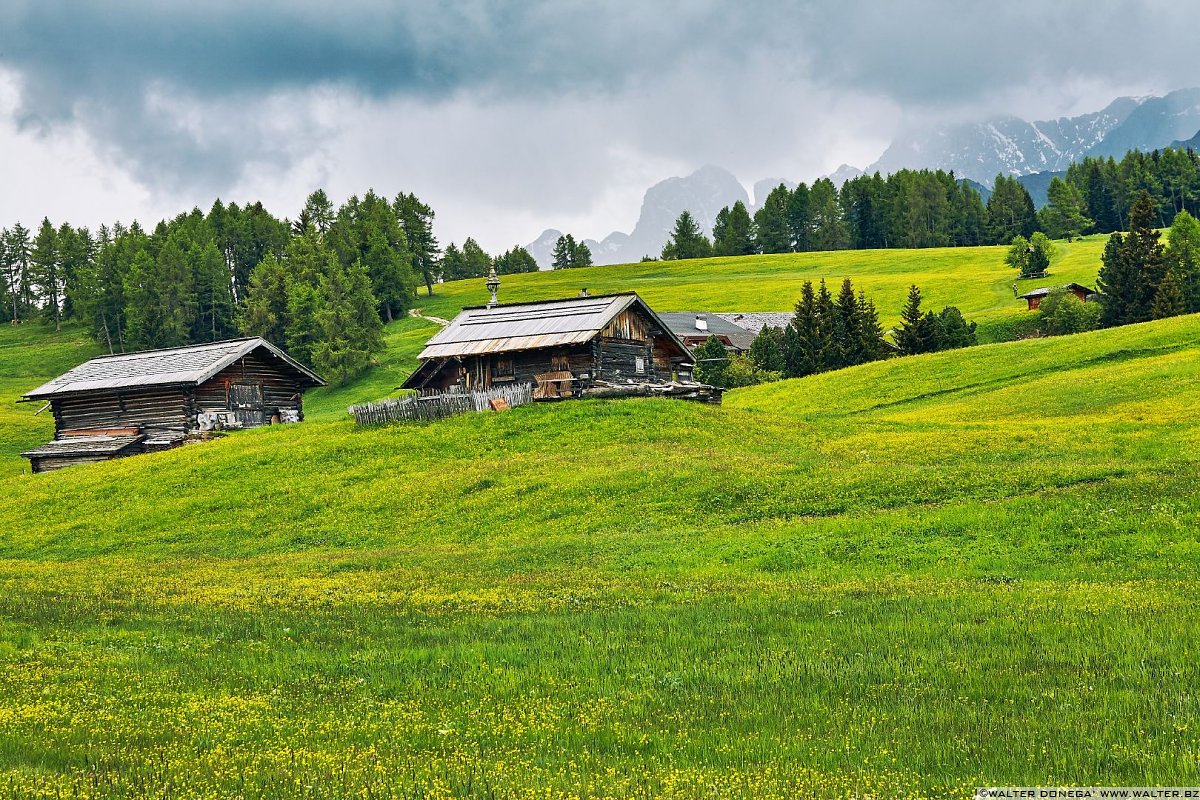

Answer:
[402,292,703,399]
[1018,283,1097,310]
[21,337,325,473]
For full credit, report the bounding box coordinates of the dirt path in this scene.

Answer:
[408,309,451,326]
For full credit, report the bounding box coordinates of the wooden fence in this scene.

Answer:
[349,383,534,425]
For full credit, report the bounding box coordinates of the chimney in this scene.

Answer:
[695,314,708,332]
[579,288,590,297]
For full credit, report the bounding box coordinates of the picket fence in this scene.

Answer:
[349,383,534,425]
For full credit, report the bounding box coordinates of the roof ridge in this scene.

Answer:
[85,336,261,361]
[460,291,637,311]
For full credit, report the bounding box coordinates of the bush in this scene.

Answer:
[1039,288,1101,336]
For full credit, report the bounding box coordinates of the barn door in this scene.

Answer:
[229,383,264,410]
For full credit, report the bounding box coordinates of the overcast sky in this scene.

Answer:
[1,1,1196,252]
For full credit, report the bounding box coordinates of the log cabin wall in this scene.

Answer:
[52,387,191,440]
[193,351,308,425]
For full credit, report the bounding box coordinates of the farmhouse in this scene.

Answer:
[21,337,325,473]
[1018,283,1097,310]
[402,291,708,400]
[658,312,757,353]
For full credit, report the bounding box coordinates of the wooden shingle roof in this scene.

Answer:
[418,292,690,359]
[23,337,325,400]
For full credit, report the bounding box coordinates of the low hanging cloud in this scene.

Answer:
[0,0,1196,246]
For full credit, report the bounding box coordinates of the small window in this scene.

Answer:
[635,356,646,375]
[551,354,570,372]
[493,356,514,378]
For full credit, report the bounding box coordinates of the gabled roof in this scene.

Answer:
[416,292,691,359]
[1018,283,1097,300]
[23,337,325,400]
[658,312,757,350]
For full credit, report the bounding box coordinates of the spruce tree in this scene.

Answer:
[937,307,977,349]
[311,258,384,385]
[693,335,729,386]
[440,243,466,281]
[30,218,61,329]
[193,241,236,341]
[394,192,439,296]
[552,235,573,269]
[748,325,786,373]
[662,211,712,260]
[895,285,937,355]
[754,184,794,254]
[239,253,291,346]
[1150,270,1186,320]
[714,201,755,256]
[1097,232,1135,327]
[987,175,1037,244]
[1039,177,1093,240]
[787,183,812,252]
[1126,192,1169,322]
[1166,210,1200,310]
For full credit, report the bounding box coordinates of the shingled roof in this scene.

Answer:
[23,337,325,400]
[417,292,690,359]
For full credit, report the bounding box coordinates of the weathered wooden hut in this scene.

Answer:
[402,292,700,398]
[21,337,325,473]
[1018,283,1097,310]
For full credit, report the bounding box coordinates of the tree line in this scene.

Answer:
[660,144,1200,261]
[694,279,976,388]
[0,190,448,384]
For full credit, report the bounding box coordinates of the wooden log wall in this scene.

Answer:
[53,387,191,440]
[193,351,307,420]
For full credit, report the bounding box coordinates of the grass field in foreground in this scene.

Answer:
[0,309,1198,797]
[418,236,1107,343]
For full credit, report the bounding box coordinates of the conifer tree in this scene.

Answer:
[193,241,236,341]
[1039,177,1093,240]
[748,325,786,373]
[310,258,384,384]
[461,238,491,278]
[787,183,812,252]
[440,243,466,281]
[753,186,793,255]
[693,335,729,386]
[714,201,755,256]
[1126,192,1169,322]
[573,239,593,268]
[239,253,290,346]
[1150,270,1186,320]
[895,285,938,355]
[394,192,439,296]
[937,307,977,349]
[30,218,62,329]
[661,211,712,260]
[1096,232,1135,327]
[1166,210,1200,311]
[552,235,573,269]
[987,175,1038,244]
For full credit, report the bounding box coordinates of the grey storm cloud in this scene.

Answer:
[0,0,1196,230]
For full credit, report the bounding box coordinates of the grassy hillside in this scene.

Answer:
[418,237,1107,343]
[1,304,1198,797]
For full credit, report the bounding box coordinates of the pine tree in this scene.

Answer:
[895,285,938,355]
[711,207,730,248]
[573,239,593,267]
[987,175,1037,244]
[440,243,466,281]
[301,189,335,235]
[1150,270,1186,319]
[461,238,491,278]
[784,280,834,377]
[360,228,411,322]
[310,258,384,385]
[552,235,573,269]
[193,241,236,341]
[495,246,539,274]
[754,185,794,254]
[787,183,812,252]
[808,179,849,251]
[1096,232,1135,327]
[937,307,977,349]
[1166,210,1200,311]
[30,218,62,329]
[714,201,754,256]
[1127,192,1169,322]
[394,192,439,296]
[661,211,712,260]
[748,325,786,373]
[693,335,729,386]
[239,253,291,346]
[1039,177,1093,240]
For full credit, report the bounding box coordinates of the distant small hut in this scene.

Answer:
[402,291,716,401]
[658,312,757,353]
[1018,283,1097,310]
[21,337,325,473]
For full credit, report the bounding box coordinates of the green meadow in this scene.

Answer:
[2,242,1198,798]
[420,236,1107,343]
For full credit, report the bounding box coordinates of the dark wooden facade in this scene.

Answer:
[407,301,694,396]
[22,338,324,473]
